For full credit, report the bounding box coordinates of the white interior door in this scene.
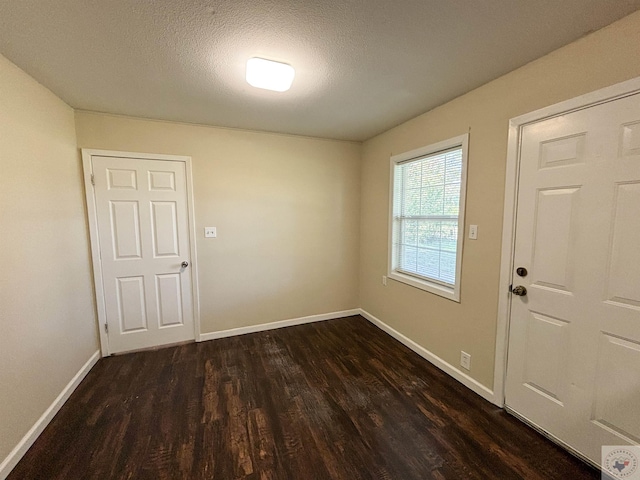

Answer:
[90,155,195,354]
[505,93,640,464]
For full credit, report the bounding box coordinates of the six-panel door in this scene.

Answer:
[92,156,195,353]
[505,93,640,464]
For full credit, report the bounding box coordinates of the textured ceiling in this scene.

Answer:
[1,1,639,141]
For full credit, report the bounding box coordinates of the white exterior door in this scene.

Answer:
[505,93,640,464]
[89,154,196,354]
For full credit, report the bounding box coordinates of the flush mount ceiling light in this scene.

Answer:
[246,57,295,92]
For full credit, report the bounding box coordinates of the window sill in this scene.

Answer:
[387,271,460,302]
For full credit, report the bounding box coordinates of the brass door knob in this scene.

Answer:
[512,285,527,296]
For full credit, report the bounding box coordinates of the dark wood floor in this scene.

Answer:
[9,315,598,480]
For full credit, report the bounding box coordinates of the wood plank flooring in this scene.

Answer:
[9,315,599,479]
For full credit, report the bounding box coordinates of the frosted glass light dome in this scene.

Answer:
[246,58,295,92]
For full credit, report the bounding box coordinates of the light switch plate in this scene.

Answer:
[204,227,217,238]
[469,225,478,240]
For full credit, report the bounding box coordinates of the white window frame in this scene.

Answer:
[387,133,469,302]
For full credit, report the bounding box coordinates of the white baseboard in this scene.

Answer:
[0,351,100,480]
[359,309,499,406]
[199,309,361,342]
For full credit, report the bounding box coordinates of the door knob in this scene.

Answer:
[512,285,527,296]
[181,261,189,268]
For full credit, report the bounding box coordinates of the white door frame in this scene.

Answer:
[82,149,201,356]
[493,76,640,407]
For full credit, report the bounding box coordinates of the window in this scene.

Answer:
[388,134,469,302]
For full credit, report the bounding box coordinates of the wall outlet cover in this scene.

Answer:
[460,351,471,370]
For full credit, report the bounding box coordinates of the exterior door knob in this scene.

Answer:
[512,285,527,296]
[181,261,189,268]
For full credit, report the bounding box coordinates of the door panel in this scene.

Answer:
[155,273,184,327]
[621,121,640,157]
[110,201,142,259]
[107,168,137,189]
[593,333,640,443]
[530,187,579,292]
[539,133,585,169]
[522,312,570,404]
[149,170,176,190]
[92,155,195,353]
[607,182,640,307]
[151,201,179,257]
[506,92,640,465]
[116,276,147,332]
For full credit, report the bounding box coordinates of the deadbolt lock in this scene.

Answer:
[516,267,528,277]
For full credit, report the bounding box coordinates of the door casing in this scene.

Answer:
[82,149,201,356]
[494,76,640,408]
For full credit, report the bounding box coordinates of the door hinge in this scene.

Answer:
[91,174,95,186]
[104,322,108,333]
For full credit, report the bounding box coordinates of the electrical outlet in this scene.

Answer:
[460,351,471,370]
[382,275,387,286]
[204,227,217,238]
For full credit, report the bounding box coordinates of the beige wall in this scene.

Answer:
[359,10,640,389]
[75,112,361,333]
[0,55,99,462]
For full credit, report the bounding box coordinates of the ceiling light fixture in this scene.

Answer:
[246,57,295,92]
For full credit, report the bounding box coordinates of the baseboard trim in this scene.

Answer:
[199,309,361,342]
[0,350,100,480]
[359,309,499,406]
